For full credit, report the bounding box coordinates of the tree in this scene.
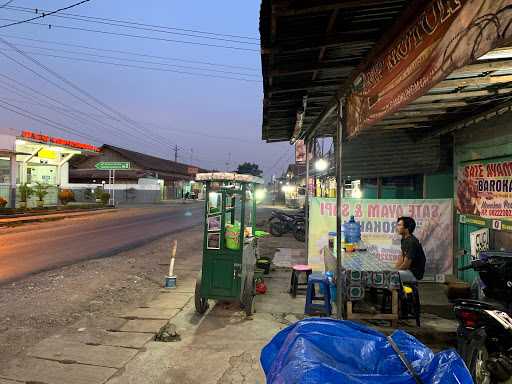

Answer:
[237,162,263,177]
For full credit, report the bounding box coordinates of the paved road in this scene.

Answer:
[0,204,203,285]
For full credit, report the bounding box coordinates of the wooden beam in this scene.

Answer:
[313,9,340,81]
[271,62,353,77]
[434,75,512,90]
[452,59,512,75]
[269,83,339,95]
[375,117,431,125]
[418,99,512,140]
[404,101,468,109]
[263,30,378,54]
[393,110,446,117]
[275,0,403,16]
[414,88,512,103]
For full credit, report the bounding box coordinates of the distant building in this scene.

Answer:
[70,144,207,200]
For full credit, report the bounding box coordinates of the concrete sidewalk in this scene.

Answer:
[0,230,458,384]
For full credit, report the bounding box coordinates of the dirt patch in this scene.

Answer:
[0,225,203,370]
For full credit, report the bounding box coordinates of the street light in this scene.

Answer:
[314,158,329,172]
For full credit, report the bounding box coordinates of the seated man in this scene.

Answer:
[395,216,426,283]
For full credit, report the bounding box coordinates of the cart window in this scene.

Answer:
[208,191,222,214]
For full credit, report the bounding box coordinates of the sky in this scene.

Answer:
[0,0,293,179]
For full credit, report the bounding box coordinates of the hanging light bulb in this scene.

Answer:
[314,158,329,172]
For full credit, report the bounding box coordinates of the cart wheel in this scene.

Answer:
[195,277,209,315]
[243,278,256,317]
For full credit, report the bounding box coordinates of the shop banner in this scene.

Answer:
[457,158,512,219]
[308,197,453,279]
[345,0,512,137]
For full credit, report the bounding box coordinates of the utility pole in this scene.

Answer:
[173,145,178,162]
[225,152,231,172]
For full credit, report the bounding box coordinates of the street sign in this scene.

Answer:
[95,162,130,170]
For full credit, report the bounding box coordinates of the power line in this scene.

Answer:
[3,42,260,76]
[0,34,259,71]
[3,6,259,45]
[0,37,189,152]
[0,17,260,52]
[0,47,260,82]
[0,78,184,154]
[0,1,15,9]
[0,0,91,29]
[3,5,259,41]
[0,98,101,143]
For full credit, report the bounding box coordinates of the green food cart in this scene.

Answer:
[194,172,264,316]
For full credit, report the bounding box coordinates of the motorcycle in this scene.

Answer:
[454,251,512,384]
[268,209,305,242]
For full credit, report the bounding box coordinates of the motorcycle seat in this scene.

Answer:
[454,299,506,312]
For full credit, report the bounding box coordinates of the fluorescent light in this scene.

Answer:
[315,158,329,172]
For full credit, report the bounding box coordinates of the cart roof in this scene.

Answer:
[196,172,264,184]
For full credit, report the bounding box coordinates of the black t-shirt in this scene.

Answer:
[401,235,426,280]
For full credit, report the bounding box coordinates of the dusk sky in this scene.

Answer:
[0,1,293,179]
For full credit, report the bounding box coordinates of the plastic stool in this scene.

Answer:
[386,282,421,327]
[305,273,332,316]
[402,282,421,327]
[289,264,312,298]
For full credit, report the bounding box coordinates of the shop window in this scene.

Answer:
[0,159,10,184]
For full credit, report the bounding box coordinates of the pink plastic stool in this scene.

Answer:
[290,264,313,298]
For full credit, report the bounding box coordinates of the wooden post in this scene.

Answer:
[335,98,344,319]
[391,289,399,328]
[305,139,311,261]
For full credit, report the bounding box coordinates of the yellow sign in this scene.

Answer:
[38,148,58,160]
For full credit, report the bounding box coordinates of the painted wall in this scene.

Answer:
[425,172,453,199]
[454,111,512,282]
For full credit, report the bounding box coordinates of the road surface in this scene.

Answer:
[0,203,203,285]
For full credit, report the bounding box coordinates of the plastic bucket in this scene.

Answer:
[257,259,271,274]
[225,225,241,250]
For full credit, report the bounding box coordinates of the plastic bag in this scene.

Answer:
[261,318,473,384]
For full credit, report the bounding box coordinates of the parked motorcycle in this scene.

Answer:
[268,209,305,242]
[454,252,512,384]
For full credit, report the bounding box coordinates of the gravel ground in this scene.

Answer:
[0,224,204,370]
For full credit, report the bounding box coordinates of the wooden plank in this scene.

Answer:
[391,290,399,328]
[275,0,399,16]
[452,59,512,75]
[414,88,512,103]
[375,117,431,125]
[434,74,512,90]
[393,110,446,117]
[404,101,468,109]
[272,62,353,77]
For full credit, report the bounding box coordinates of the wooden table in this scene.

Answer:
[323,247,401,326]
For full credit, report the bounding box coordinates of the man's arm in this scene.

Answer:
[397,241,418,270]
[395,254,405,269]
[397,257,412,270]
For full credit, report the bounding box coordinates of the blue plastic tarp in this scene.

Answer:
[261,318,473,384]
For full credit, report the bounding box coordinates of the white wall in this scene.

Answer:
[63,183,160,191]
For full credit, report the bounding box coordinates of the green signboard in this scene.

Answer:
[95,162,130,170]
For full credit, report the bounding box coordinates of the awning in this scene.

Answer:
[260,0,413,142]
[261,0,512,144]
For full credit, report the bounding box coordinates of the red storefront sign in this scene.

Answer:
[21,130,100,152]
[345,0,512,137]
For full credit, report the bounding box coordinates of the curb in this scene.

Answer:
[0,208,117,227]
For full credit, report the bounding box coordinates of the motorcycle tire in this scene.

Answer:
[269,221,285,237]
[468,333,492,384]
[293,222,305,242]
